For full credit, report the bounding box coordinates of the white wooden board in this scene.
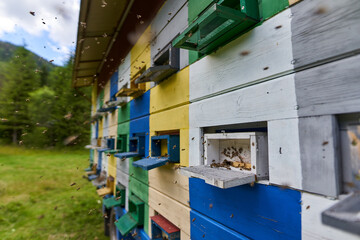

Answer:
[301,192,360,240]
[268,118,302,190]
[291,0,360,69]
[150,0,189,69]
[189,74,298,128]
[189,8,293,102]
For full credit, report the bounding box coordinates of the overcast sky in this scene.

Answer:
[0,0,80,66]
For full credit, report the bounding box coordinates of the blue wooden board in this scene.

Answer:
[132,157,169,171]
[110,72,119,100]
[190,210,249,240]
[88,174,98,181]
[130,90,150,120]
[189,178,301,240]
[115,152,141,159]
[95,121,99,138]
[130,116,150,158]
[97,151,103,170]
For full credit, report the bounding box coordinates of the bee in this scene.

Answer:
[240,51,250,56]
[306,205,310,210]
[275,25,282,29]
[192,218,196,222]
[191,137,195,140]
[209,203,213,208]
[230,214,234,218]
[29,11,35,16]
[136,14,142,19]
[322,141,329,146]
[263,67,269,71]
[54,206,58,210]
[188,32,193,38]
[76,187,80,191]
[70,182,76,186]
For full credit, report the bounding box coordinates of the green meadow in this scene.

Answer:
[0,146,107,240]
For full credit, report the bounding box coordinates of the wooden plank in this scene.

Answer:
[301,192,360,240]
[104,80,110,104]
[268,118,302,190]
[150,67,189,114]
[107,155,117,181]
[130,90,150,120]
[150,104,189,131]
[189,8,293,102]
[129,158,149,185]
[149,187,191,236]
[129,176,148,205]
[299,115,340,197]
[190,210,249,240]
[148,164,190,206]
[295,54,360,117]
[118,102,130,124]
[108,110,118,137]
[116,168,129,211]
[102,115,109,137]
[291,0,360,70]
[181,166,255,189]
[150,0,188,68]
[97,187,112,197]
[188,128,203,167]
[118,53,131,90]
[131,26,152,92]
[189,178,301,240]
[189,74,297,128]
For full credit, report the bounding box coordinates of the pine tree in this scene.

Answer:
[0,47,40,144]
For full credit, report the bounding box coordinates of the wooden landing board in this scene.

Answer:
[291,0,360,70]
[189,8,293,102]
[149,164,189,207]
[151,214,180,234]
[181,165,255,189]
[190,210,249,240]
[149,187,191,236]
[301,192,360,240]
[189,178,301,240]
[97,187,112,197]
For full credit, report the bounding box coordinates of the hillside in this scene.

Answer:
[0,41,55,89]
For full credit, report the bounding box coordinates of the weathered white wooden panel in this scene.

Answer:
[295,54,360,118]
[299,115,340,197]
[189,8,293,101]
[189,74,298,128]
[102,153,108,173]
[188,128,203,166]
[118,53,131,88]
[91,123,96,139]
[268,118,302,190]
[102,115,109,137]
[291,0,360,69]
[301,192,360,240]
[116,167,129,211]
[151,0,188,69]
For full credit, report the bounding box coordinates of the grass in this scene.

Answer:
[0,146,107,240]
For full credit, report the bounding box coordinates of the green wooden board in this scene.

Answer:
[115,212,138,236]
[117,102,130,124]
[103,197,123,208]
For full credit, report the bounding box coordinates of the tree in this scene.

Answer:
[0,47,40,144]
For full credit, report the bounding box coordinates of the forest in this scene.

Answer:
[0,41,91,148]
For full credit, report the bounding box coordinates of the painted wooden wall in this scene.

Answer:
[86,0,360,239]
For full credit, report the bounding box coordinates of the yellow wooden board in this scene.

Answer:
[93,149,98,165]
[130,26,152,91]
[150,105,189,166]
[149,164,189,206]
[98,118,103,138]
[149,187,191,236]
[97,187,112,197]
[150,67,189,113]
[107,155,117,194]
[289,0,301,5]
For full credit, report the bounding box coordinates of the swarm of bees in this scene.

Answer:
[210,147,252,170]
